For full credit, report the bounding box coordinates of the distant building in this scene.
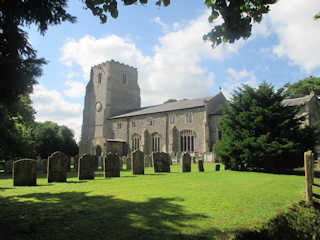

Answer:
[79,60,226,158]
[282,91,320,155]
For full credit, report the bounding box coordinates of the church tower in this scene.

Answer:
[79,60,140,155]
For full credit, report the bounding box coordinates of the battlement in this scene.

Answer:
[92,59,137,71]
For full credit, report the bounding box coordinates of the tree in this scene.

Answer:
[163,99,177,104]
[32,121,78,158]
[216,82,316,172]
[0,95,35,160]
[283,76,320,98]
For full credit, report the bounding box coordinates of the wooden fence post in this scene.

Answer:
[304,150,313,203]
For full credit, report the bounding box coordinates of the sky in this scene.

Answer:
[28,0,320,141]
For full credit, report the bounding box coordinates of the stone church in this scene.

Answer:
[79,60,227,158]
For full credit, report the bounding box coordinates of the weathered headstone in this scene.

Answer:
[132,150,144,175]
[78,154,95,180]
[126,156,131,170]
[198,160,204,172]
[182,152,191,172]
[94,156,99,170]
[144,154,153,167]
[104,153,120,177]
[216,164,220,171]
[13,159,37,186]
[153,152,170,173]
[47,151,68,183]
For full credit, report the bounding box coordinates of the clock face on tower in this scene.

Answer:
[96,101,102,112]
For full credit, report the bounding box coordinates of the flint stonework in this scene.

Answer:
[182,153,191,172]
[198,160,204,172]
[13,159,37,186]
[47,152,68,182]
[104,153,120,177]
[152,152,170,173]
[132,150,144,175]
[144,154,153,167]
[78,154,95,180]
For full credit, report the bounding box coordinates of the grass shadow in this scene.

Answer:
[0,191,226,240]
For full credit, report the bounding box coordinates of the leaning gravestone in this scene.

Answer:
[78,154,95,180]
[144,154,153,167]
[104,153,120,177]
[13,159,37,186]
[153,152,170,173]
[182,152,191,172]
[47,151,68,183]
[132,150,144,175]
[198,160,204,172]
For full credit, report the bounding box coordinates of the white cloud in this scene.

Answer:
[268,0,320,71]
[222,68,258,99]
[153,16,169,32]
[64,80,86,98]
[60,10,241,106]
[31,84,83,141]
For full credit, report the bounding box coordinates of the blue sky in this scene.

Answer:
[28,0,320,140]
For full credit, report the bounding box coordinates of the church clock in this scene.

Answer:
[96,101,102,112]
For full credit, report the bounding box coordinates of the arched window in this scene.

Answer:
[180,130,196,152]
[131,134,141,151]
[152,133,161,152]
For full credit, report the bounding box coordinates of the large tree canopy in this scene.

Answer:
[283,76,320,98]
[216,82,316,172]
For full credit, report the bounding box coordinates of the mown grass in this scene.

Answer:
[0,163,318,240]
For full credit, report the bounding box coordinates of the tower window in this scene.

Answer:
[148,119,153,126]
[186,112,192,123]
[169,113,175,124]
[123,73,127,85]
[98,73,102,84]
[152,134,161,152]
[117,122,122,129]
[180,130,195,152]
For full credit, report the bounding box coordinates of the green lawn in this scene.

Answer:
[0,163,315,240]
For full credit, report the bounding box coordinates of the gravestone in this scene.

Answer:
[104,153,120,177]
[144,154,153,167]
[198,160,204,172]
[216,164,220,171]
[153,152,170,173]
[78,154,95,180]
[132,150,144,175]
[13,159,37,186]
[126,156,131,170]
[182,152,191,172]
[47,151,68,183]
[94,156,99,170]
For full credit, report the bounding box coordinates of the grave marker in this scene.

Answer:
[47,151,68,182]
[104,153,120,177]
[132,150,144,175]
[182,153,191,172]
[13,159,37,186]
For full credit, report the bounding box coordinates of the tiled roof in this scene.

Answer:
[282,94,313,107]
[110,93,223,119]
